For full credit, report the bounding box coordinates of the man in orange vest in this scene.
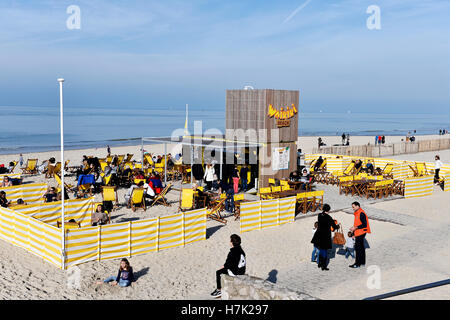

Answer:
[349,201,371,268]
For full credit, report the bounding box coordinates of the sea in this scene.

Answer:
[1,105,449,155]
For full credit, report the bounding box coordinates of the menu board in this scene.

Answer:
[272,147,290,171]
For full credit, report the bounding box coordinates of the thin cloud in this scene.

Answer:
[283,0,313,24]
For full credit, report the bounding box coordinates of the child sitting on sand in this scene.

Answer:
[97,258,134,287]
[344,231,355,259]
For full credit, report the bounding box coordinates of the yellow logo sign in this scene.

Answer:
[267,104,298,120]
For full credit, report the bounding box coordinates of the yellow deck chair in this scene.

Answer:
[130,187,146,212]
[151,183,172,207]
[268,178,276,186]
[134,163,143,169]
[416,162,427,176]
[382,163,394,178]
[100,161,108,172]
[233,193,244,201]
[54,173,74,190]
[281,185,292,191]
[21,159,38,174]
[101,186,119,209]
[343,162,355,175]
[280,180,289,186]
[144,154,154,166]
[134,178,146,185]
[271,186,282,193]
[116,155,125,165]
[57,220,81,229]
[154,162,165,175]
[106,155,113,164]
[259,187,273,199]
[366,180,385,199]
[124,154,134,164]
[179,188,194,211]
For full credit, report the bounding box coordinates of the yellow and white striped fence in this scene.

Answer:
[65,208,206,268]
[0,183,47,205]
[240,197,296,233]
[404,175,434,199]
[443,171,450,192]
[15,198,94,227]
[0,206,62,268]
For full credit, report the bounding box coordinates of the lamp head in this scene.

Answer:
[57,78,65,83]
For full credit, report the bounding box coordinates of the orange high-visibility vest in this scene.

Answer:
[354,208,371,237]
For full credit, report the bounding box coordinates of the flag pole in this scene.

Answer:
[58,78,66,270]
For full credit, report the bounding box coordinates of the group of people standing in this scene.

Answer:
[374,135,386,145]
[311,201,370,271]
[438,129,448,135]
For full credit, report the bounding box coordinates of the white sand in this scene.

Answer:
[0,136,449,300]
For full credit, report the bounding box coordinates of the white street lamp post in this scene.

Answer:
[57,78,66,269]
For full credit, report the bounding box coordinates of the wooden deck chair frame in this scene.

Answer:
[57,220,81,228]
[415,162,428,176]
[21,159,38,174]
[130,187,146,212]
[207,197,227,224]
[151,183,172,207]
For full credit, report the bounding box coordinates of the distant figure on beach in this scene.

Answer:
[232,166,240,194]
[107,145,111,156]
[311,204,340,271]
[342,133,346,145]
[439,129,442,136]
[375,136,378,146]
[364,160,374,175]
[240,165,249,192]
[346,134,350,146]
[19,154,24,167]
[434,155,443,185]
[382,135,385,144]
[211,234,246,298]
[203,163,215,191]
[98,258,134,287]
[318,137,325,148]
[349,202,371,268]
[406,132,411,142]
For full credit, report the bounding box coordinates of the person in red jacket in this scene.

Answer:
[349,202,371,268]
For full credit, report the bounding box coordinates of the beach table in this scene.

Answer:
[288,180,312,191]
[349,179,377,197]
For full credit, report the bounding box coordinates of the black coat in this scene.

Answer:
[311,212,339,250]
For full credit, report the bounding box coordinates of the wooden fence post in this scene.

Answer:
[97,225,101,263]
[128,221,132,258]
[156,217,160,252]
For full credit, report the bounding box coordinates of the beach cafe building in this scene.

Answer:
[141,89,300,189]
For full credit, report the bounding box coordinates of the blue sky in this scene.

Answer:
[0,0,449,113]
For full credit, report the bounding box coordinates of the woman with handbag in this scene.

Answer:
[311,204,340,271]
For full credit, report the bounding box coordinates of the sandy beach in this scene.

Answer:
[0,135,449,300]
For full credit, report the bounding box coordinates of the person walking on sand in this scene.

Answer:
[434,155,443,185]
[311,204,340,271]
[107,145,111,156]
[349,202,371,268]
[211,234,246,298]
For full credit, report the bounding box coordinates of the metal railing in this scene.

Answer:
[364,279,450,300]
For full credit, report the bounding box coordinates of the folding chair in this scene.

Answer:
[207,197,227,224]
[179,188,194,211]
[57,220,81,229]
[151,183,172,207]
[381,163,394,179]
[101,186,119,211]
[268,178,276,187]
[366,181,385,199]
[258,187,273,200]
[21,159,38,174]
[130,187,146,212]
[77,184,93,198]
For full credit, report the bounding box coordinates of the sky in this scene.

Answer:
[0,0,449,113]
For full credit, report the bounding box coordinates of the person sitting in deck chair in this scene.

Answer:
[125,181,145,208]
[0,191,11,208]
[1,176,13,187]
[314,156,324,172]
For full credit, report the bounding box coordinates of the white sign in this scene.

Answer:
[272,147,290,171]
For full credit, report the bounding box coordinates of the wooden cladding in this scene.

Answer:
[226,89,299,143]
